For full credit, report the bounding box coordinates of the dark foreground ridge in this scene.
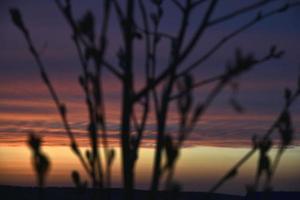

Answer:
[0,186,299,200]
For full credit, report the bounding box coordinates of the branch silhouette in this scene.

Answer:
[9,1,300,200]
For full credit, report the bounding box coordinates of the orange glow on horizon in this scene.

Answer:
[0,146,299,194]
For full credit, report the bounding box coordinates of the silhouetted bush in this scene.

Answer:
[10,1,300,200]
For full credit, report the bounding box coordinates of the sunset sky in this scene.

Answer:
[0,0,300,194]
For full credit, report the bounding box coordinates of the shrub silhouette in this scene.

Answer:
[27,133,51,188]
[27,132,51,200]
[9,1,300,200]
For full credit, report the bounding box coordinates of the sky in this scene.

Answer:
[1,145,300,194]
[0,0,300,193]
[1,0,300,147]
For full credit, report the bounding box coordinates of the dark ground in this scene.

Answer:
[0,185,299,200]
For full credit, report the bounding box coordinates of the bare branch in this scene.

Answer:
[10,7,91,176]
[134,0,218,102]
[178,2,300,77]
[176,47,286,145]
[171,74,222,100]
[171,0,184,11]
[136,26,175,40]
[207,90,299,195]
[112,0,125,22]
[209,0,277,26]
[55,0,122,79]
[191,0,208,8]
[179,0,218,60]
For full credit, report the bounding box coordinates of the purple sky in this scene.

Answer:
[0,0,300,146]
